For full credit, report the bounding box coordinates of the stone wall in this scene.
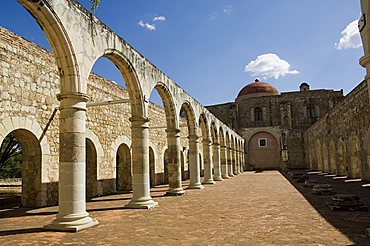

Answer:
[0,26,192,206]
[304,80,370,181]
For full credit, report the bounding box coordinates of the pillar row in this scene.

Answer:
[212,142,223,181]
[233,148,239,175]
[188,134,204,189]
[125,116,158,208]
[202,139,215,184]
[44,93,98,232]
[165,128,185,196]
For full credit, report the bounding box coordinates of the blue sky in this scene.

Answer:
[0,0,364,105]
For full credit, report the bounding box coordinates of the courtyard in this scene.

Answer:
[0,171,369,245]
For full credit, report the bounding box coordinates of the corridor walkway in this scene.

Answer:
[0,171,366,245]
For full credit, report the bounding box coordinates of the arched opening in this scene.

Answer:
[329,141,336,174]
[86,138,98,200]
[322,143,329,173]
[315,140,323,171]
[199,153,203,177]
[247,131,279,170]
[180,102,201,188]
[180,151,186,181]
[116,143,131,192]
[350,137,361,179]
[337,141,348,176]
[163,149,169,184]
[149,147,156,187]
[0,130,42,207]
[366,134,370,181]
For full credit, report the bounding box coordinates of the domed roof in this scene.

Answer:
[236,79,279,100]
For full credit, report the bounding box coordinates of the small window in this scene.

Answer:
[307,104,315,118]
[254,107,263,122]
[258,138,267,147]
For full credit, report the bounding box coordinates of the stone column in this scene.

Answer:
[188,134,204,189]
[212,142,223,181]
[125,116,158,208]
[202,139,215,184]
[228,147,234,177]
[220,144,229,179]
[165,128,185,196]
[233,148,239,175]
[359,2,370,102]
[44,94,98,232]
[239,151,244,173]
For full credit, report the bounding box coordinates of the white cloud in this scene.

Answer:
[245,53,299,79]
[223,5,232,15]
[138,20,156,31]
[153,16,166,22]
[335,20,362,50]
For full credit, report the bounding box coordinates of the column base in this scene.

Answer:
[165,188,185,196]
[222,175,230,179]
[202,179,215,185]
[125,198,158,209]
[213,176,223,181]
[44,214,99,232]
[233,172,238,175]
[187,183,204,189]
[228,173,235,177]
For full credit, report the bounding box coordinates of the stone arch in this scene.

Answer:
[85,129,103,198]
[337,140,348,176]
[329,141,336,174]
[180,150,186,181]
[0,117,50,207]
[210,121,219,144]
[18,0,80,95]
[149,82,178,129]
[149,146,156,187]
[350,136,361,179]
[85,138,98,199]
[247,131,280,170]
[163,148,169,184]
[85,128,104,180]
[366,130,370,181]
[315,139,323,171]
[180,101,197,136]
[110,135,132,192]
[115,143,132,192]
[322,143,329,173]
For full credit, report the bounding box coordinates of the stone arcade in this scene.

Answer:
[0,0,245,231]
[0,0,370,233]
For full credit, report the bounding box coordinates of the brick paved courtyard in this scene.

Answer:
[0,171,369,245]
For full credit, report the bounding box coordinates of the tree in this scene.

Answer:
[0,134,22,179]
[90,0,101,12]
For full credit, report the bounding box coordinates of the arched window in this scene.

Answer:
[307,104,315,118]
[254,107,263,122]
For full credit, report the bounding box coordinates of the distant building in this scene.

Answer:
[207,79,344,170]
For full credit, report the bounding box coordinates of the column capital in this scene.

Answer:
[166,128,181,137]
[188,134,200,141]
[129,116,150,128]
[212,142,220,147]
[57,93,90,111]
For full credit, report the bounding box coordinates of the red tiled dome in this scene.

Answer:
[237,79,279,98]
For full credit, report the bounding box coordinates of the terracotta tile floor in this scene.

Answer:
[0,171,369,245]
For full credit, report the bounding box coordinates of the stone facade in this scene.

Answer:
[207,86,344,169]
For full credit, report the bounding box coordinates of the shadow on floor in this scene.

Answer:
[281,170,370,245]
